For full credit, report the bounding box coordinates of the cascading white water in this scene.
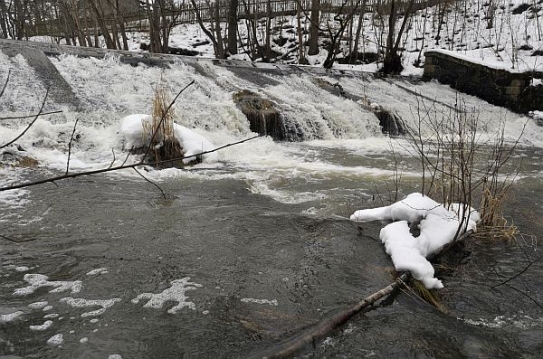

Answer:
[2,49,542,210]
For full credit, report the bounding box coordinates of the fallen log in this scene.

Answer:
[248,229,474,359]
[248,272,409,359]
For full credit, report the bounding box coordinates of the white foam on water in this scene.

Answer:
[240,298,278,306]
[86,268,109,276]
[13,274,82,296]
[0,310,24,323]
[108,355,123,359]
[460,315,543,329]
[247,182,327,204]
[29,320,53,331]
[46,333,64,346]
[2,49,542,212]
[43,313,59,319]
[15,266,30,272]
[28,301,48,309]
[59,297,121,317]
[79,337,89,343]
[132,277,202,314]
[0,180,30,211]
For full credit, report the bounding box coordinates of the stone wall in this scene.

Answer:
[423,50,543,113]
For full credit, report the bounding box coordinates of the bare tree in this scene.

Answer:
[90,0,117,48]
[190,0,226,58]
[322,0,361,69]
[382,0,415,74]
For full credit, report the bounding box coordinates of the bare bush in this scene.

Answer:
[403,96,523,239]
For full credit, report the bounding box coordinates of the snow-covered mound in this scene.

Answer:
[350,193,480,289]
[120,114,217,164]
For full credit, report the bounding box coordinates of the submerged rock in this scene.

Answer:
[233,90,290,141]
[1,150,38,168]
[375,109,407,136]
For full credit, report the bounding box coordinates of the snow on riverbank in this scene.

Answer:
[350,193,479,289]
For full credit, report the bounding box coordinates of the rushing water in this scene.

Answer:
[1,49,543,358]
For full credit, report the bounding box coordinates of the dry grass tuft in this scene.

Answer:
[142,81,184,168]
[409,279,448,313]
[477,188,518,241]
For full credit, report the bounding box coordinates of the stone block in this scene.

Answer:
[424,64,436,74]
[506,86,522,96]
[510,78,526,87]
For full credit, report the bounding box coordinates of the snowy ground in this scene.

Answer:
[27,0,543,79]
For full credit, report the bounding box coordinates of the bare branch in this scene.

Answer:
[65,119,79,175]
[133,167,166,199]
[0,88,50,150]
[0,69,11,98]
[108,148,117,169]
[491,254,542,289]
[0,110,63,121]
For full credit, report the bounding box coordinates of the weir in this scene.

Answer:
[0,39,538,147]
[0,38,410,141]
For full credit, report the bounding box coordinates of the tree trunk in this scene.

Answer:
[227,0,239,54]
[149,0,162,53]
[263,0,272,60]
[352,0,367,62]
[0,0,10,38]
[296,0,307,64]
[14,0,27,39]
[213,1,225,58]
[308,0,320,55]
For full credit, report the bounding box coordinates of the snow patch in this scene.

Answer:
[132,277,202,314]
[350,193,479,289]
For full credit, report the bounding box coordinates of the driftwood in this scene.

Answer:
[248,272,409,359]
[249,229,474,359]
